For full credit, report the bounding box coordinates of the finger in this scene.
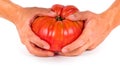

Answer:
[35,8,56,17]
[66,11,93,21]
[87,33,108,50]
[30,37,50,50]
[30,33,50,50]
[62,29,88,53]
[61,42,90,56]
[27,28,50,50]
[26,42,54,57]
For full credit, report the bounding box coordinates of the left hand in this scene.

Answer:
[14,7,56,57]
[60,11,113,56]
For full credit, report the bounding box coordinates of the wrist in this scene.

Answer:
[101,8,120,29]
[100,0,120,30]
[0,0,23,23]
[100,10,115,30]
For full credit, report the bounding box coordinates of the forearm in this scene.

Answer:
[0,0,22,23]
[101,0,120,29]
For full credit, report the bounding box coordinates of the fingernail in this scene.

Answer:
[67,15,76,20]
[49,11,56,16]
[43,45,50,49]
[62,48,68,53]
[48,53,54,57]
[79,40,85,46]
[58,52,62,55]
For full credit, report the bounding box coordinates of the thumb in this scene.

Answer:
[67,11,91,21]
[45,10,57,17]
[36,8,57,17]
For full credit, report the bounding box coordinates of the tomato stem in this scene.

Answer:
[56,16,64,21]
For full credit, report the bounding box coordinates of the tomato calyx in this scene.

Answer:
[56,16,64,21]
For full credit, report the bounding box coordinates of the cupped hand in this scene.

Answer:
[61,11,113,56]
[14,7,56,57]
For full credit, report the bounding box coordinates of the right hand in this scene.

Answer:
[14,7,56,57]
[61,11,113,56]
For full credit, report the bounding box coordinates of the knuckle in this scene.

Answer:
[20,36,26,45]
[32,7,38,9]
[27,33,33,39]
[26,47,48,57]
[21,40,25,45]
[72,53,80,56]
[40,8,51,13]
[27,48,34,55]
[88,46,96,50]
[66,48,73,53]
[64,53,79,56]
[85,10,91,13]
[84,10,96,16]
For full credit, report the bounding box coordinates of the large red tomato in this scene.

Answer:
[31,4,84,52]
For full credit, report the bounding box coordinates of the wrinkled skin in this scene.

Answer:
[61,0,120,56]
[1,0,120,57]
[15,7,56,57]
[61,11,114,56]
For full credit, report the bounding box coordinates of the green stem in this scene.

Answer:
[56,16,64,21]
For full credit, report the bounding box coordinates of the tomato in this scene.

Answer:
[31,4,84,52]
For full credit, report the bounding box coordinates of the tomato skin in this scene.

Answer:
[51,4,64,16]
[31,4,84,52]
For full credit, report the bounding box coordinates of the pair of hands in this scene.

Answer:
[15,7,112,57]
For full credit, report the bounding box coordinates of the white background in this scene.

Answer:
[0,0,120,80]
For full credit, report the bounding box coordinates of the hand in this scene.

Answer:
[61,11,113,56]
[14,7,56,57]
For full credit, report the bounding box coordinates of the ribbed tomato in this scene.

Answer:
[31,4,84,52]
